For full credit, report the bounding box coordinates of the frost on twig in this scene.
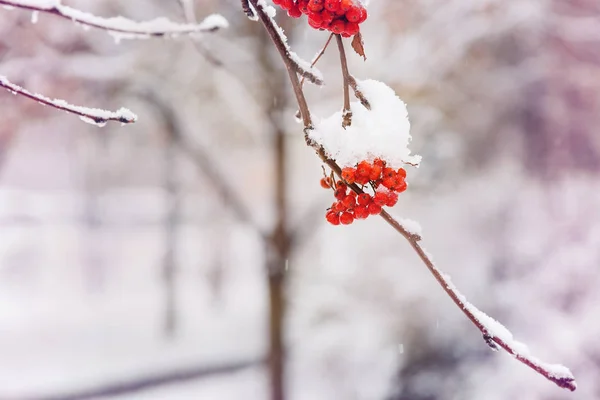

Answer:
[248,0,324,86]
[0,75,137,126]
[0,0,228,40]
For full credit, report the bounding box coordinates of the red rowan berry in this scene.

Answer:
[288,4,303,17]
[308,0,324,12]
[354,205,369,219]
[356,160,372,179]
[298,0,310,13]
[345,21,360,36]
[336,181,347,191]
[357,193,371,206]
[356,7,368,23]
[326,210,340,225]
[354,174,370,185]
[334,187,346,200]
[382,167,395,178]
[397,168,407,179]
[308,12,324,28]
[369,163,382,181]
[331,201,345,213]
[368,203,382,215]
[373,191,388,206]
[321,10,335,24]
[342,194,356,209]
[329,19,345,34]
[340,212,354,225]
[341,167,356,184]
[281,0,294,9]
[395,180,408,193]
[382,177,395,189]
[373,158,386,168]
[385,191,399,207]
[320,177,331,189]
[324,0,340,12]
[340,0,353,12]
[345,6,362,22]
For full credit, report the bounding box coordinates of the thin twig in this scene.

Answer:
[335,35,353,128]
[250,1,577,391]
[347,75,371,110]
[0,0,227,37]
[0,75,136,125]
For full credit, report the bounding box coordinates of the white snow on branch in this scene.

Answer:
[0,0,228,39]
[252,0,323,85]
[394,216,422,237]
[310,79,421,168]
[425,253,577,391]
[0,75,137,126]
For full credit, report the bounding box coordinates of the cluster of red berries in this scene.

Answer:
[273,0,368,37]
[321,159,408,226]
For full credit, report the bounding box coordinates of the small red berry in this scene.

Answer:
[373,191,388,206]
[326,210,340,225]
[345,6,362,22]
[357,193,371,206]
[334,187,346,200]
[385,191,399,207]
[345,21,360,36]
[356,7,368,23]
[325,0,340,12]
[320,177,331,189]
[354,205,369,219]
[397,168,407,178]
[382,167,395,178]
[395,180,408,193]
[340,212,354,225]
[321,10,335,24]
[281,0,294,10]
[308,12,324,28]
[373,158,386,168]
[329,19,345,34]
[340,0,353,12]
[382,177,395,189]
[341,167,356,184]
[356,160,372,179]
[342,194,356,209]
[298,0,310,13]
[369,164,382,181]
[308,0,324,12]
[288,4,303,17]
[368,203,382,215]
[332,201,345,213]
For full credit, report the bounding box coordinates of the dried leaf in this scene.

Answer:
[351,32,366,61]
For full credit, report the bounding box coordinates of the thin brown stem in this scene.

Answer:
[336,35,353,128]
[300,33,334,88]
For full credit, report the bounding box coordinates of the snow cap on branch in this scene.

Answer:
[310,79,421,169]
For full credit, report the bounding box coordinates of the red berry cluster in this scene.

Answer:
[273,0,368,37]
[321,159,408,226]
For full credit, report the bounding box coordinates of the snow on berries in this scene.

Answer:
[322,158,408,225]
[309,79,422,169]
[272,0,367,37]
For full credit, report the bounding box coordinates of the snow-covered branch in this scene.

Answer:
[0,75,137,126]
[0,0,228,40]
[379,211,577,391]
[248,0,324,86]
[248,2,578,392]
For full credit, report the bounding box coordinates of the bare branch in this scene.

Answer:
[0,0,228,39]
[11,358,264,400]
[0,75,136,126]
[247,0,324,87]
